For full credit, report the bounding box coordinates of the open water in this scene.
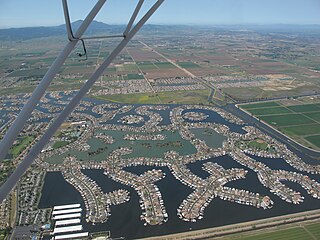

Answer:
[38,105,320,239]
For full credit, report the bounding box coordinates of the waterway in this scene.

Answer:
[39,154,320,239]
[35,98,320,239]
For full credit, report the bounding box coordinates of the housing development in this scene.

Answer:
[0,22,320,240]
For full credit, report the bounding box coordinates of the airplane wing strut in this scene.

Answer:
[0,0,165,202]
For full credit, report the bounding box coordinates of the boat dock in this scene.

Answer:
[50,203,88,240]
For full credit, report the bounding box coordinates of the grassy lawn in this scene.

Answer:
[9,136,35,158]
[93,93,162,104]
[52,141,69,149]
[247,139,269,150]
[157,89,210,104]
[223,87,268,101]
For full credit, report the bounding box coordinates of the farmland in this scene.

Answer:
[1,25,320,105]
[240,97,320,150]
[235,227,313,240]
[229,222,320,240]
[1,23,320,240]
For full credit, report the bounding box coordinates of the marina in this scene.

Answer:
[1,92,320,239]
[52,208,82,216]
[31,99,320,238]
[54,232,89,240]
[40,165,320,239]
[53,213,81,220]
[53,204,81,210]
[47,203,89,239]
[55,219,81,227]
[53,225,83,234]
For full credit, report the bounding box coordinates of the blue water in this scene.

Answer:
[182,108,247,134]
[39,155,320,239]
[8,95,317,239]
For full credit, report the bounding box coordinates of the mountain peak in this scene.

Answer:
[0,20,117,40]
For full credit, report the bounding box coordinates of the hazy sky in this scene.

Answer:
[1,0,320,28]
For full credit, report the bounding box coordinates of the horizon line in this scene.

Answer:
[2,21,320,30]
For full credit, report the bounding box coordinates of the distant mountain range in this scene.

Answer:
[0,20,121,40]
[1,21,320,41]
[0,20,186,41]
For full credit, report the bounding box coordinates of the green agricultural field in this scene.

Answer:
[123,64,139,71]
[0,85,37,95]
[7,68,49,77]
[240,101,281,109]
[282,124,320,136]
[177,61,200,68]
[305,223,320,239]
[246,107,292,116]
[105,67,117,73]
[233,227,314,240]
[305,112,320,123]
[154,62,175,69]
[137,62,158,70]
[240,100,320,150]
[259,114,316,127]
[287,103,320,113]
[305,135,320,148]
[127,73,144,80]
